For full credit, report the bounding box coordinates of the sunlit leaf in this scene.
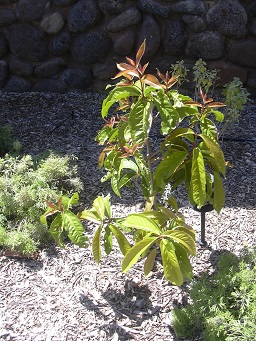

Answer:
[144,248,157,276]
[190,148,206,208]
[78,209,101,223]
[200,134,226,175]
[162,229,196,256]
[68,192,79,208]
[62,211,88,248]
[136,39,146,67]
[93,196,106,221]
[124,214,161,235]
[213,171,225,214]
[104,225,113,255]
[49,215,64,248]
[92,225,102,263]
[108,223,131,255]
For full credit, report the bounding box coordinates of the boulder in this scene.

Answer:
[137,15,161,60]
[228,39,256,67]
[163,17,186,56]
[10,58,34,77]
[0,9,16,26]
[248,1,256,17]
[0,60,8,87]
[206,0,247,38]
[98,0,126,14]
[0,0,17,4]
[15,0,48,22]
[41,12,65,35]
[49,31,72,56]
[92,59,117,80]
[0,32,8,58]
[34,58,65,77]
[171,0,205,14]
[250,19,256,36]
[53,0,78,6]
[72,31,112,64]
[114,30,135,55]
[33,79,67,93]
[2,76,31,92]
[186,31,225,60]
[106,7,141,32]
[182,15,206,32]
[67,0,101,33]
[62,67,92,88]
[8,24,48,62]
[138,0,171,18]
[247,70,256,88]
[207,61,247,86]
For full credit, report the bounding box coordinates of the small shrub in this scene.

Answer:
[0,153,83,255]
[172,248,256,340]
[0,125,22,157]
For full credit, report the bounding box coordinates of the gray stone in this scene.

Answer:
[53,0,78,5]
[72,31,112,64]
[137,15,161,60]
[15,0,48,22]
[92,59,117,80]
[163,17,186,56]
[0,9,16,26]
[114,30,135,55]
[247,70,256,88]
[62,67,92,88]
[41,12,65,34]
[206,0,247,38]
[248,1,256,17]
[0,60,8,87]
[228,40,256,68]
[138,0,171,18]
[9,58,34,77]
[186,31,225,60]
[182,15,206,32]
[171,0,206,15]
[8,24,48,62]
[33,79,67,93]
[0,0,17,3]
[107,7,141,32]
[0,33,8,58]
[49,31,72,56]
[34,58,65,77]
[98,0,126,14]
[250,19,256,36]
[67,0,100,33]
[2,76,31,92]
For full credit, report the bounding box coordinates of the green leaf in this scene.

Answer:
[118,172,137,189]
[62,211,88,248]
[174,243,193,280]
[124,214,161,235]
[129,98,153,145]
[122,237,157,273]
[78,209,101,223]
[134,153,151,199]
[162,229,196,256]
[200,134,226,175]
[108,223,131,255]
[104,225,113,255]
[49,214,64,248]
[111,173,121,197]
[93,196,106,221]
[213,171,225,214]
[211,110,224,122]
[92,225,102,263]
[103,195,111,219]
[160,239,183,286]
[68,192,79,208]
[200,117,218,141]
[190,147,206,208]
[101,86,140,118]
[119,158,139,177]
[144,248,157,276]
[154,150,187,190]
[162,128,194,145]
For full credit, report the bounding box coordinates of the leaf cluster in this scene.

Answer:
[0,125,22,157]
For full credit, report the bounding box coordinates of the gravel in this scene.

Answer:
[0,92,255,341]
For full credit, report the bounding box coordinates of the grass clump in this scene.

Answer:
[0,152,83,255]
[172,248,256,340]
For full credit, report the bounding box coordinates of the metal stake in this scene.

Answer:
[200,211,206,245]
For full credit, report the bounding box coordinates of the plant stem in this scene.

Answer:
[145,136,156,209]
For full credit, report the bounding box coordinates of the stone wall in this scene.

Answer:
[0,0,256,96]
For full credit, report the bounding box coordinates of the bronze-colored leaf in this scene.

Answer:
[167,75,178,88]
[141,62,149,74]
[184,100,202,107]
[156,69,166,82]
[136,39,146,67]
[126,57,136,67]
[206,102,226,108]
[142,74,162,87]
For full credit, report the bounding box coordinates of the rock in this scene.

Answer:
[228,40,256,68]
[67,0,100,33]
[247,70,256,88]
[98,0,126,14]
[106,7,141,32]
[137,15,161,60]
[171,0,205,15]
[41,12,65,34]
[206,0,247,38]
[0,9,16,26]
[49,31,72,56]
[186,31,225,60]
[248,1,256,17]
[9,58,34,77]
[207,61,247,86]
[33,79,67,93]
[53,0,78,6]
[250,19,256,36]
[72,31,112,64]
[0,0,17,4]
[15,0,48,22]
[8,24,48,62]
[92,59,117,80]
[163,17,186,56]
[0,60,8,87]
[2,76,31,92]
[182,15,206,32]
[62,67,92,88]
[114,30,135,55]
[34,58,65,77]
[0,32,8,58]
[138,0,171,18]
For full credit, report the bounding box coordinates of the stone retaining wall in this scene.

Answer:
[0,0,256,97]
